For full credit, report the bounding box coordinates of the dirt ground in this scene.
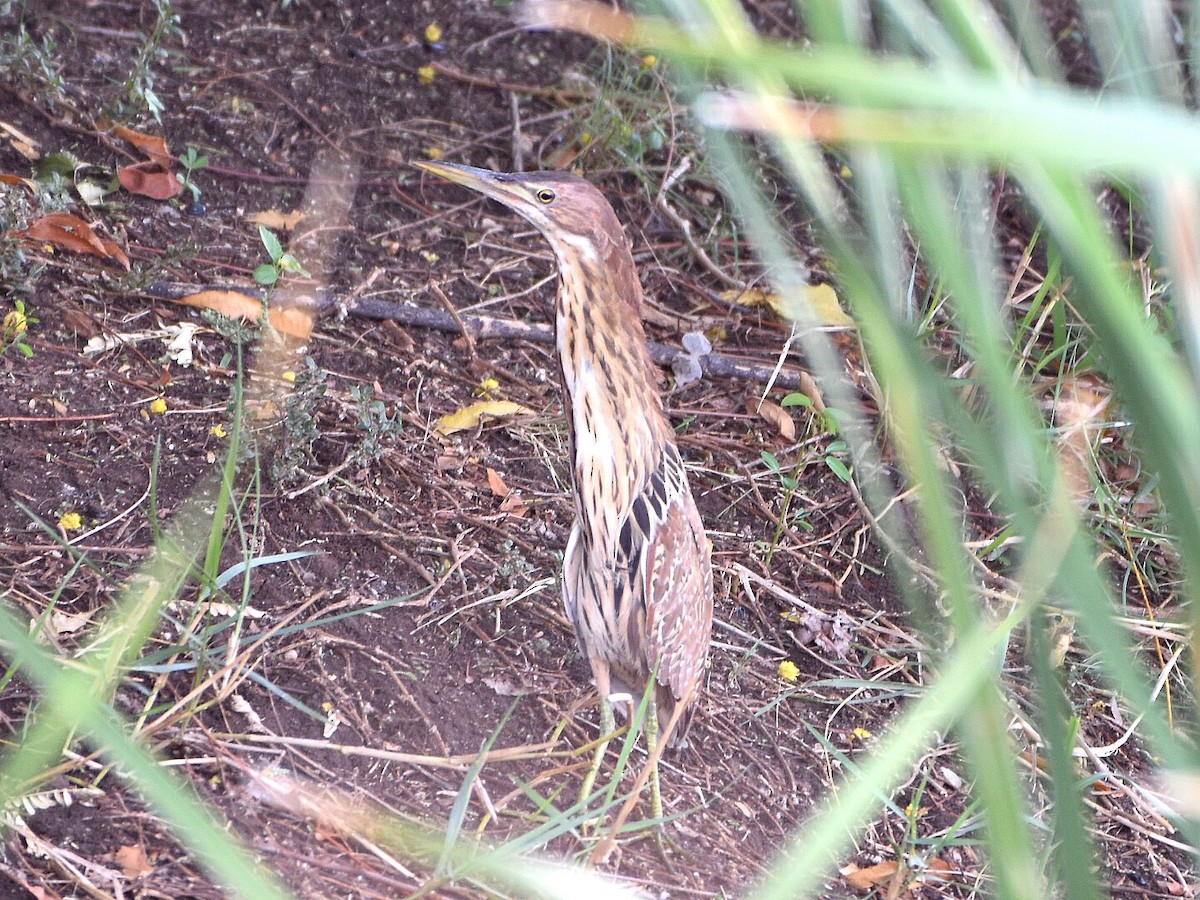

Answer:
[0,1,1191,898]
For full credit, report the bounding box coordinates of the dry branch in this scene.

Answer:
[137,280,814,390]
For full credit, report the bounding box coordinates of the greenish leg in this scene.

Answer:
[645,693,663,821]
[578,696,615,811]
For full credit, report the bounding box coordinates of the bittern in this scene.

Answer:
[415,161,714,830]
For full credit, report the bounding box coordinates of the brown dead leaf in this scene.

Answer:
[436,400,533,436]
[107,124,181,199]
[843,860,899,891]
[176,290,314,340]
[178,289,262,319]
[499,493,529,516]
[109,124,173,168]
[118,159,183,200]
[0,173,34,187]
[748,397,797,442]
[487,466,528,516]
[115,843,153,879]
[247,209,306,231]
[17,212,130,269]
[486,467,511,498]
[924,856,955,882]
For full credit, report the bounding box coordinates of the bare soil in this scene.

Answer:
[0,1,1189,898]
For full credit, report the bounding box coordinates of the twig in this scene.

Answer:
[510,91,525,172]
[135,280,815,390]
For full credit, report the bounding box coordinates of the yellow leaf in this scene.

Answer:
[436,400,532,436]
[721,283,854,327]
[246,209,305,231]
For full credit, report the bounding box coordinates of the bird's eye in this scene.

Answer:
[535,188,556,204]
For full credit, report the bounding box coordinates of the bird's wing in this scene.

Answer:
[639,447,714,704]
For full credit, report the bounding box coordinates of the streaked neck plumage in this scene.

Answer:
[542,217,672,563]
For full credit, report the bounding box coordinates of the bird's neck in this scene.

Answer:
[553,252,672,546]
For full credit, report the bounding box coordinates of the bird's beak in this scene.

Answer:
[413,160,517,206]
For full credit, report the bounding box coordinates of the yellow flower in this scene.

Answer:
[149,397,168,415]
[210,423,228,438]
[640,54,658,70]
[281,371,296,383]
[475,377,500,398]
[777,660,800,682]
[424,22,443,45]
[58,511,82,531]
[417,65,436,85]
[425,146,444,160]
[852,726,873,741]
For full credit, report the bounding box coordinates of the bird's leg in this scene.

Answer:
[577,662,613,818]
[578,693,614,811]
[590,695,689,866]
[644,692,663,822]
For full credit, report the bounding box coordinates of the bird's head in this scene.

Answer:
[414,161,625,267]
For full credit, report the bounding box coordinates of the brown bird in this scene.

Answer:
[415,161,714,831]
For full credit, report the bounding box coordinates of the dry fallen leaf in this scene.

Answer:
[49,609,95,637]
[722,283,854,327]
[109,123,182,200]
[18,212,130,269]
[115,843,153,879]
[176,290,314,341]
[487,467,529,516]
[118,160,182,200]
[110,124,173,168]
[436,400,533,436]
[486,467,511,498]
[748,397,797,442]
[247,209,306,231]
[842,859,899,891]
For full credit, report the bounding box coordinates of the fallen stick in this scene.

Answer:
[137,280,812,391]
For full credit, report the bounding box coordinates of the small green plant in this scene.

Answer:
[113,0,182,121]
[782,392,852,482]
[0,16,67,110]
[760,449,804,567]
[1,299,37,358]
[270,356,327,484]
[177,146,208,203]
[254,226,310,287]
[347,383,402,467]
